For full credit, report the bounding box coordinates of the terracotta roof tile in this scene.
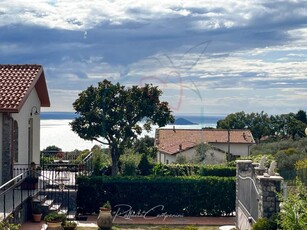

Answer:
[156,128,255,155]
[0,64,50,112]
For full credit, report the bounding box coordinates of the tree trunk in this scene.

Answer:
[110,146,120,176]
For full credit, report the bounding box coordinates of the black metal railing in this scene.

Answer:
[1,151,94,222]
[0,169,32,221]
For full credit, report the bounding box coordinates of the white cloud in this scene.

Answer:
[1,0,307,115]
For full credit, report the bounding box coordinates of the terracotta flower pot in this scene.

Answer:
[47,221,63,229]
[97,209,112,229]
[32,213,42,222]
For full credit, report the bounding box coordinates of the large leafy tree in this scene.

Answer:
[70,79,174,175]
[217,111,271,143]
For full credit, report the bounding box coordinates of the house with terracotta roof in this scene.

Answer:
[155,128,255,164]
[0,64,50,185]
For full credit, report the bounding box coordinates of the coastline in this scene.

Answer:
[40,113,222,151]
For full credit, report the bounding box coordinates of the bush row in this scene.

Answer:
[77,176,235,216]
[152,164,236,177]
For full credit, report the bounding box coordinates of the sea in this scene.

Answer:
[40,112,225,151]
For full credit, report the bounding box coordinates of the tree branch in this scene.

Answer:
[92,137,109,145]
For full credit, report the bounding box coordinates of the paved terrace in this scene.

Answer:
[21,215,236,230]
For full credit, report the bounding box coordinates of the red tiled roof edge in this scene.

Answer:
[0,64,50,112]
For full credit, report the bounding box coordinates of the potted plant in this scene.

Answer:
[100,201,111,211]
[97,201,112,229]
[62,221,77,230]
[44,212,66,229]
[32,205,43,222]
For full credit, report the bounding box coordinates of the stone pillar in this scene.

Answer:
[257,175,283,218]
[236,160,283,230]
[2,113,13,183]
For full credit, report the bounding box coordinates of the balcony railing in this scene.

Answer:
[0,151,94,222]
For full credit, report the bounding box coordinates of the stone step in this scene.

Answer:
[32,195,47,203]
[66,210,77,220]
[58,208,68,215]
[41,199,53,207]
[49,203,61,211]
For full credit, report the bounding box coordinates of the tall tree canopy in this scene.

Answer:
[217,110,307,143]
[70,79,174,175]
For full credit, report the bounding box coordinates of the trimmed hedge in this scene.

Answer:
[152,164,236,177]
[77,176,235,216]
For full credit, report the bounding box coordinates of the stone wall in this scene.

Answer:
[2,113,13,183]
[236,159,283,230]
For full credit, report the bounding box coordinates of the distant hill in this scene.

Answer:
[174,118,197,125]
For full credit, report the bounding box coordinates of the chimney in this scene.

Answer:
[173,125,176,133]
[179,144,182,151]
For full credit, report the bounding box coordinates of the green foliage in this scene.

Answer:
[138,154,153,175]
[152,164,235,177]
[175,155,188,164]
[217,110,307,143]
[153,164,200,176]
[62,221,77,228]
[90,146,111,176]
[279,179,307,230]
[199,165,236,177]
[249,138,307,182]
[217,111,271,143]
[70,79,174,175]
[252,217,277,230]
[120,153,141,176]
[77,176,235,216]
[133,135,157,159]
[0,215,20,230]
[42,145,62,152]
[241,154,275,168]
[295,158,307,185]
[195,143,211,163]
[102,201,112,209]
[295,157,307,170]
[295,110,307,124]
[44,212,66,223]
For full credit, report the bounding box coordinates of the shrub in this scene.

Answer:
[44,212,66,223]
[0,215,20,230]
[120,153,141,176]
[295,158,307,184]
[279,179,307,230]
[152,164,200,176]
[152,164,235,177]
[199,165,236,177]
[138,154,153,176]
[77,176,235,216]
[296,157,307,170]
[252,217,276,230]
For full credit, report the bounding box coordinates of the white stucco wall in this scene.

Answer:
[158,152,176,164]
[205,148,226,165]
[11,89,41,166]
[211,143,252,156]
[177,148,197,162]
[165,154,176,164]
[157,142,253,164]
[0,113,2,184]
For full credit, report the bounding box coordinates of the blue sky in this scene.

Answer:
[0,0,306,116]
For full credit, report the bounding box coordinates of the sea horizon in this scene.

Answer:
[40,111,225,124]
[40,112,225,151]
